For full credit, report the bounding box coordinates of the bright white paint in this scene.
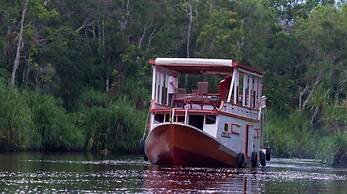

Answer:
[155,58,233,67]
[151,66,156,100]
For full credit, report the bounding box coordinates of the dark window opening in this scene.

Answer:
[205,115,216,124]
[176,116,185,123]
[165,114,170,122]
[224,124,228,131]
[154,114,164,123]
[162,87,167,105]
[253,91,256,108]
[188,115,204,130]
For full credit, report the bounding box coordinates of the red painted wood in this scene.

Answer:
[145,123,237,167]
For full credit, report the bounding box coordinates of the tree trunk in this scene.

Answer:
[120,0,130,32]
[22,57,28,85]
[11,0,28,87]
[302,70,323,109]
[146,26,156,51]
[186,3,192,58]
[299,84,308,109]
[98,21,102,54]
[185,3,193,88]
[105,57,110,92]
[310,106,320,125]
[138,24,147,48]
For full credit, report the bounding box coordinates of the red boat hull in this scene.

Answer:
[145,123,237,167]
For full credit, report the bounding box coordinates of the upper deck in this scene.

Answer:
[147,57,266,137]
[149,58,264,112]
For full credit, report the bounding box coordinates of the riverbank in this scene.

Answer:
[0,80,145,154]
[1,80,346,167]
[266,110,347,168]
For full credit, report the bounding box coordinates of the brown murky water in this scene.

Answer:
[0,152,346,193]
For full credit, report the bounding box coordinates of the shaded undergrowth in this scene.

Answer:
[0,80,145,153]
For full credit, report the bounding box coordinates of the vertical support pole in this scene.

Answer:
[233,69,239,104]
[252,76,256,108]
[164,73,170,106]
[248,75,253,108]
[171,108,175,122]
[158,72,163,104]
[151,66,156,101]
[184,108,188,124]
[255,78,259,108]
[227,68,238,103]
[155,71,159,103]
[242,74,248,106]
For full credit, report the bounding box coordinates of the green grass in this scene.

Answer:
[0,81,146,153]
[266,109,347,167]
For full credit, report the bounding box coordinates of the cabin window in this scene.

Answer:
[165,114,170,122]
[238,75,243,105]
[205,115,216,124]
[224,124,228,132]
[154,114,164,123]
[161,74,167,105]
[188,115,204,130]
[176,116,185,123]
[162,87,167,105]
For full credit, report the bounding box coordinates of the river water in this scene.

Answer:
[0,152,346,193]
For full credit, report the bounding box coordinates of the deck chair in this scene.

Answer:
[197,82,208,96]
[176,88,186,96]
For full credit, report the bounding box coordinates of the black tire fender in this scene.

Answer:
[236,153,244,168]
[139,138,145,153]
[266,147,271,161]
[259,150,266,166]
[251,151,258,167]
[139,137,148,161]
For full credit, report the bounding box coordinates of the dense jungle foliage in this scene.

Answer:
[0,0,346,166]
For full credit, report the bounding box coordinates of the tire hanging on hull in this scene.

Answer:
[236,153,244,168]
[266,147,271,161]
[259,150,266,166]
[139,137,148,161]
[251,151,258,167]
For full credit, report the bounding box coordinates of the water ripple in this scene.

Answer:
[0,155,345,193]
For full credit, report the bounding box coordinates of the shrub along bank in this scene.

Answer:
[0,80,145,153]
[266,110,347,167]
[0,79,346,166]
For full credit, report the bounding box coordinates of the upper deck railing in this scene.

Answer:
[149,58,265,112]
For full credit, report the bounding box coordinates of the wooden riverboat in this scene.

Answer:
[144,58,269,167]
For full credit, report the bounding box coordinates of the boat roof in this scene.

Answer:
[149,58,263,75]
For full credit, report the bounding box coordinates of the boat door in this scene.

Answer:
[245,125,253,157]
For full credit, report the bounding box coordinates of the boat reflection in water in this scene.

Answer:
[143,165,264,193]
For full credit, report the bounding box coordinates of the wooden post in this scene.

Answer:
[227,68,237,103]
[233,69,239,104]
[242,74,248,106]
[248,75,253,108]
[186,3,192,58]
[151,66,156,101]
[158,72,163,104]
[184,108,188,124]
